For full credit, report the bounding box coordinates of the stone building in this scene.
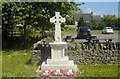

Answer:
[74,12,101,22]
[67,12,101,29]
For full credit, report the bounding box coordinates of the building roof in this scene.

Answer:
[82,14,93,22]
[92,15,101,21]
[74,13,101,22]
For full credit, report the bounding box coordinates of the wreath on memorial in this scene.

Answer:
[64,69,76,77]
[51,69,64,76]
[39,69,76,77]
[39,69,52,77]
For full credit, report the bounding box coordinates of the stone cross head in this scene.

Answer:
[50,12,66,42]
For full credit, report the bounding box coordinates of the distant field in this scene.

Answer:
[91,30,119,34]
[62,30,119,35]
[62,30,77,35]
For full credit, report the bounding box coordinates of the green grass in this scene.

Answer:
[2,50,38,77]
[91,30,119,34]
[77,64,119,77]
[91,30,102,34]
[62,30,119,35]
[62,30,77,35]
[2,50,119,77]
[0,52,2,79]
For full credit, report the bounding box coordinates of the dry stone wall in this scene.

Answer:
[65,42,119,64]
[31,39,120,65]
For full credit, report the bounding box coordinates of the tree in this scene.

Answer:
[88,15,118,30]
[117,18,120,30]
[96,20,106,30]
[102,15,118,29]
[77,17,86,27]
[2,2,16,38]
[2,2,82,38]
[89,19,105,30]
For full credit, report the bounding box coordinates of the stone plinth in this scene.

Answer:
[41,12,77,72]
[50,42,67,59]
[41,42,77,71]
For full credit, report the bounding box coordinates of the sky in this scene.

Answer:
[69,0,119,2]
[77,2,118,17]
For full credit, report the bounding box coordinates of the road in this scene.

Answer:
[63,34,119,43]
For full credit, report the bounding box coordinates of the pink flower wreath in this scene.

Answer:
[39,69,52,77]
[51,69,64,77]
[39,69,76,77]
[64,69,76,77]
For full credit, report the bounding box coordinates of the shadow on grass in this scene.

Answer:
[2,36,41,51]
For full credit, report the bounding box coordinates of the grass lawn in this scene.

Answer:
[0,52,2,78]
[2,50,119,77]
[91,30,119,34]
[62,30,77,35]
[77,64,118,77]
[2,50,38,77]
[62,30,119,35]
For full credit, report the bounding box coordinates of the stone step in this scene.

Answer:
[41,62,77,70]
[47,59,69,65]
[46,56,70,65]
[64,56,69,60]
[69,60,74,65]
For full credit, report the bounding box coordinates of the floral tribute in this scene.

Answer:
[39,69,52,77]
[39,69,76,77]
[51,69,64,76]
[64,69,76,77]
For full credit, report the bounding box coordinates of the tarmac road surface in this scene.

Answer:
[63,34,119,43]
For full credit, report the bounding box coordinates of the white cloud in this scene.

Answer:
[88,8,93,13]
[85,8,99,15]
[86,8,93,13]
[93,13,99,15]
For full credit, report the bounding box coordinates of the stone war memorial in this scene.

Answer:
[37,12,77,77]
